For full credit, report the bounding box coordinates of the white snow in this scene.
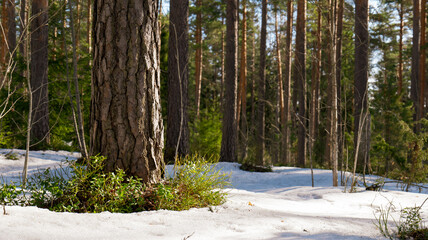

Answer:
[0,149,427,240]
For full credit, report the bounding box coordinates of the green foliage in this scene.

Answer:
[190,109,222,159]
[1,154,229,213]
[376,198,428,240]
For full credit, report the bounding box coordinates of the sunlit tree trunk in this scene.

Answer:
[420,0,426,118]
[274,5,283,165]
[91,0,164,183]
[195,0,203,119]
[411,0,420,132]
[282,0,293,165]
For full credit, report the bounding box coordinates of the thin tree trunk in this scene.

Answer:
[75,0,80,51]
[220,16,225,109]
[238,0,248,160]
[165,0,190,163]
[282,0,293,165]
[31,0,50,145]
[1,0,6,66]
[19,0,27,57]
[23,0,31,186]
[195,0,203,119]
[295,0,306,168]
[250,30,256,131]
[256,0,267,166]
[91,0,164,183]
[275,5,283,165]
[68,0,88,158]
[420,0,426,119]
[87,0,92,53]
[398,1,404,96]
[220,0,238,163]
[327,0,338,186]
[309,1,321,169]
[336,0,344,177]
[411,0,420,132]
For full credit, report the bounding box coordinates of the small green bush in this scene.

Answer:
[2,154,229,213]
[0,182,24,215]
[376,198,428,240]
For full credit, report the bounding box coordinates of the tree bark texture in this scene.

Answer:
[419,0,425,118]
[19,0,27,57]
[336,0,344,173]
[354,0,370,171]
[256,0,267,166]
[295,0,306,167]
[282,0,293,165]
[165,0,190,163]
[91,0,164,183]
[31,0,50,145]
[7,0,16,55]
[220,0,238,163]
[398,1,404,96]
[1,0,6,66]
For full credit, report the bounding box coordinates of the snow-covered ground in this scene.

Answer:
[0,149,427,240]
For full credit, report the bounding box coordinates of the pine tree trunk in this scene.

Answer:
[195,0,203,119]
[327,0,338,186]
[398,1,404,96]
[411,0,420,132]
[87,0,92,53]
[275,6,283,165]
[250,30,256,132]
[238,0,248,160]
[91,0,164,183]
[220,0,238,163]
[1,0,6,67]
[354,0,370,172]
[220,16,225,109]
[309,1,321,169]
[256,0,267,166]
[282,0,293,165]
[295,0,306,168]
[7,0,16,55]
[31,0,50,145]
[165,0,190,163]
[336,0,344,177]
[420,0,426,119]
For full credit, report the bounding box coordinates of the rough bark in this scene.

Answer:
[220,16,225,109]
[195,0,203,119]
[31,0,50,145]
[420,0,425,118]
[295,0,306,168]
[282,0,293,165]
[220,0,238,163]
[165,0,190,163]
[354,0,370,172]
[256,0,267,166]
[91,0,164,183]
[336,0,344,176]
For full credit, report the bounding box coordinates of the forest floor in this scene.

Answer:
[0,149,427,240]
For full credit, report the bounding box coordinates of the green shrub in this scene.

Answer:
[376,198,428,240]
[2,154,230,213]
[0,182,25,215]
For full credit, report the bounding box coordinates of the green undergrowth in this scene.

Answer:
[0,155,230,214]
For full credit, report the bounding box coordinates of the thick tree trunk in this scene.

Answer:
[354,0,370,172]
[165,0,190,163]
[220,0,238,163]
[31,0,50,145]
[295,0,306,168]
[91,0,164,183]
[256,0,267,166]
[282,0,293,165]
[195,0,203,119]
